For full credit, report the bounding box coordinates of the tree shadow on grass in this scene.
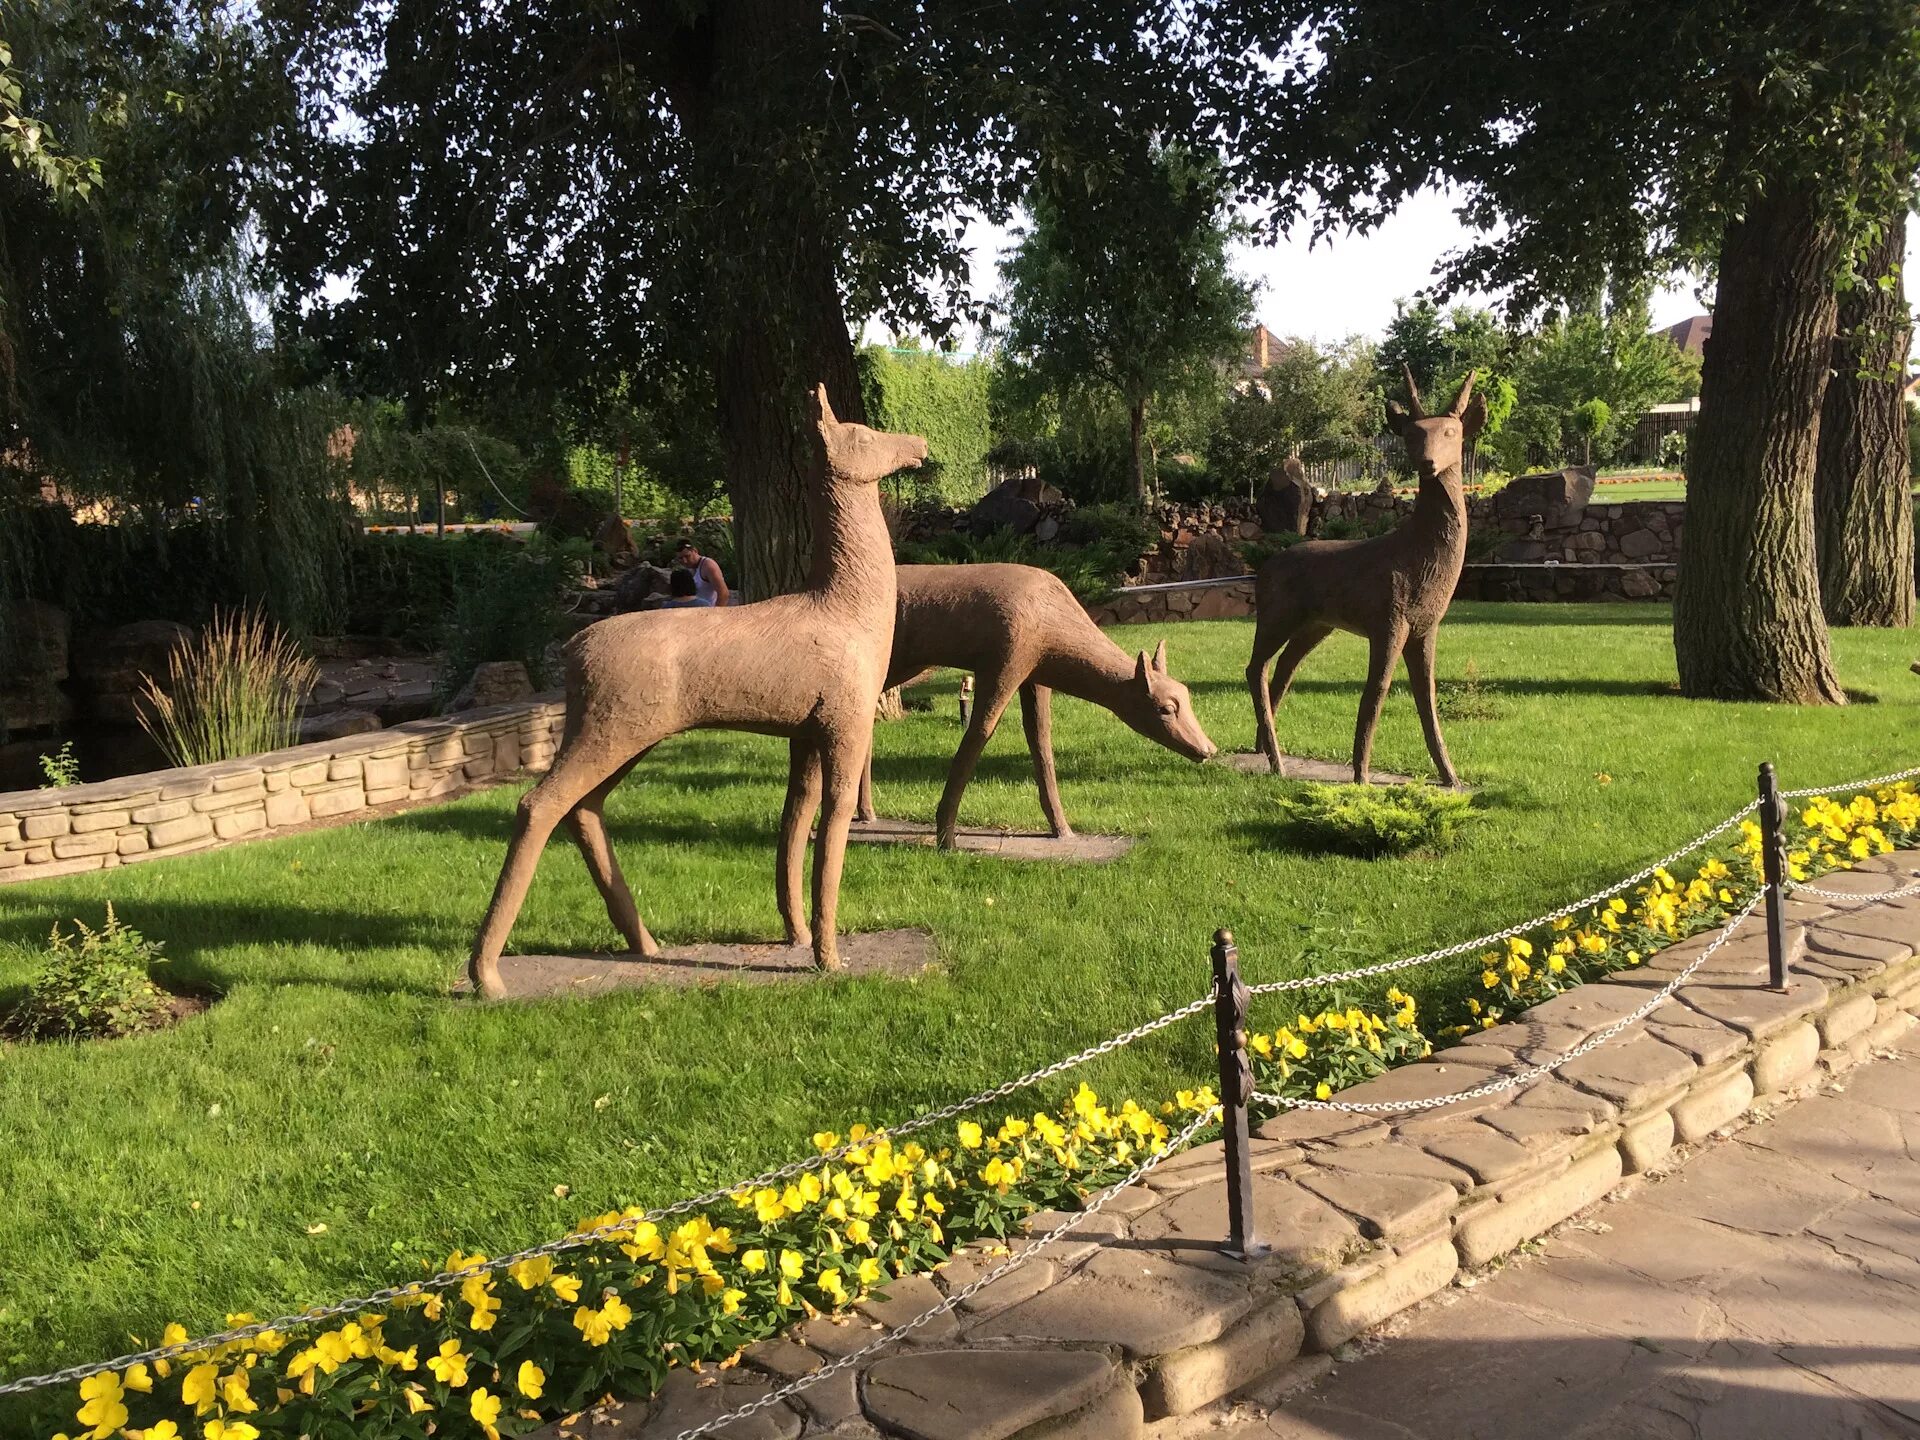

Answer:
[1186,675,1677,702]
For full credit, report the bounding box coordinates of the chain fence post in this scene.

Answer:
[1211,928,1264,1258]
[1758,761,1790,991]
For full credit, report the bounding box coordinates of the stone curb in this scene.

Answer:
[0,695,565,883]
[534,849,1920,1440]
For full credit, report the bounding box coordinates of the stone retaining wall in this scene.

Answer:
[542,853,1920,1440]
[0,696,564,883]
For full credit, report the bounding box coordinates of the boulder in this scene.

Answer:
[592,513,637,566]
[1,600,73,733]
[1256,458,1313,536]
[297,708,383,743]
[611,563,673,614]
[1182,532,1243,581]
[1493,466,1596,523]
[71,619,193,725]
[448,660,534,712]
[968,474,1062,535]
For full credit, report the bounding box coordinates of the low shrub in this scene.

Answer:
[138,609,319,767]
[11,905,170,1041]
[37,741,79,788]
[1436,659,1506,722]
[1274,783,1479,857]
[436,538,583,704]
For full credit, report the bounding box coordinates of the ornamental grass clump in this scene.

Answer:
[1274,782,1477,857]
[138,608,318,767]
[11,905,169,1041]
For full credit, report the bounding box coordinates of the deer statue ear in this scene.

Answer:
[1152,638,1168,674]
[1462,393,1490,444]
[810,383,836,427]
[1135,651,1151,685]
[1386,399,1413,437]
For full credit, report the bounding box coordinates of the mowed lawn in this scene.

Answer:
[1,603,1916,1379]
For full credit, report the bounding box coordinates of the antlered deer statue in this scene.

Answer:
[1247,368,1486,786]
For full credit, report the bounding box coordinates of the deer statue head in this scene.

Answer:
[811,383,930,486]
[1112,639,1216,761]
[1387,367,1489,482]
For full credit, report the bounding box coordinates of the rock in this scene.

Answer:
[71,619,193,725]
[375,679,437,723]
[296,708,383,743]
[448,660,534,712]
[861,1348,1136,1440]
[1493,466,1595,522]
[1182,533,1242,581]
[612,562,674,613]
[1034,515,1061,543]
[593,512,637,563]
[1257,458,1313,536]
[1,599,72,732]
[968,475,1061,536]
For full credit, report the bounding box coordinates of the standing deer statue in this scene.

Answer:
[468,386,927,999]
[1246,368,1486,786]
[852,563,1216,848]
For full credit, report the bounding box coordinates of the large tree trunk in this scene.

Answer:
[1127,396,1148,507]
[1815,208,1914,628]
[1672,183,1846,703]
[669,1,863,600]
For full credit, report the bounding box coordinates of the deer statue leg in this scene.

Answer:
[1018,680,1073,839]
[564,759,659,956]
[777,737,823,947]
[1261,623,1336,778]
[1246,615,1298,774]
[856,750,876,824]
[1352,628,1407,786]
[470,744,634,999]
[935,667,1018,849]
[809,730,870,971]
[1403,628,1459,788]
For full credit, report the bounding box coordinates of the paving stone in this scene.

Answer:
[1434,1022,1595,1069]
[741,1340,862,1429]
[1618,1110,1674,1174]
[1672,977,1827,1040]
[1615,928,1798,987]
[1816,901,1920,953]
[1555,1208,1784,1292]
[1805,1194,1920,1289]
[797,1315,894,1360]
[932,1247,1059,1318]
[1805,925,1912,969]
[1751,1020,1820,1093]
[1669,1068,1754,1143]
[1483,1248,1727,1354]
[1310,1142,1475,1193]
[1143,1138,1301,1194]
[1303,1234,1457,1352]
[1505,1078,1618,1122]
[1236,1351,1333,1408]
[1479,1104,1605,1160]
[1099,1188,1164,1219]
[860,1348,1132,1440]
[1843,1059,1920,1116]
[1555,1033,1698,1110]
[967,1245,1254,1359]
[1633,1139,1856,1236]
[628,1368,803,1439]
[1323,1061,1509,1122]
[857,1274,961,1341]
[1815,990,1879,1048]
[1131,1175,1363,1274]
[1415,1125,1542,1185]
[1525,982,1671,1036]
[1295,1165,1457,1242]
[1139,1296,1304,1418]
[1640,1001,1749,1065]
[1452,1146,1624,1268]
[1252,1111,1384,1149]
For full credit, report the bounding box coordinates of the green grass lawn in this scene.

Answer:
[1588,477,1688,502]
[1,603,1916,1384]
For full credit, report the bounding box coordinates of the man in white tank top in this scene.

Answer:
[673,537,731,606]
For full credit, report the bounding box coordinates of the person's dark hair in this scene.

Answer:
[669,567,698,598]
[674,537,698,554]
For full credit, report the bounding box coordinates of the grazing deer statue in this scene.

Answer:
[1247,368,1486,786]
[851,563,1216,848]
[468,386,927,999]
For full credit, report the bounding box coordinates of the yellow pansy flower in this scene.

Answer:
[203,1423,260,1440]
[470,1386,503,1440]
[425,1339,469,1387]
[550,1272,583,1302]
[75,1373,128,1439]
[517,1360,546,1399]
[181,1363,220,1415]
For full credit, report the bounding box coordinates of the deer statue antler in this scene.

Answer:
[1449,370,1478,417]
[1401,363,1428,419]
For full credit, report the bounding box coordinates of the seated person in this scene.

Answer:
[674,537,731,606]
[642,567,707,611]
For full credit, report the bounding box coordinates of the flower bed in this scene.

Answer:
[32,780,1920,1440]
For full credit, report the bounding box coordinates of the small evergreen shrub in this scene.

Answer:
[13,905,171,1040]
[1274,782,1478,857]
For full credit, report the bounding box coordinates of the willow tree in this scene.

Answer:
[262,3,1274,596]
[1815,208,1915,628]
[1244,0,1920,701]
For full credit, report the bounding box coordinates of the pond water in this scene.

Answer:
[0,725,168,795]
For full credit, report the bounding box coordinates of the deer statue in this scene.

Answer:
[849,563,1216,849]
[468,386,927,1000]
[1246,368,1487,786]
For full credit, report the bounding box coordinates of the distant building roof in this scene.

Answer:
[1242,324,1296,379]
[1661,314,1712,355]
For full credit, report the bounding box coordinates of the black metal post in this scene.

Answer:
[1211,928,1263,1258]
[958,674,973,728]
[1758,761,1789,991]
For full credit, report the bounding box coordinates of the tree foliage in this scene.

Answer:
[856,344,994,504]
[1208,336,1384,496]
[995,144,1253,506]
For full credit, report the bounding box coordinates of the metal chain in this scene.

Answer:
[668,1105,1222,1440]
[1779,761,1920,800]
[1246,802,1758,996]
[1791,878,1920,902]
[1253,891,1764,1115]
[0,993,1215,1398]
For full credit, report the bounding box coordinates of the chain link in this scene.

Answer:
[0,993,1214,1398]
[1791,877,1920,902]
[1779,761,1920,800]
[1246,802,1757,997]
[667,1105,1222,1440]
[1253,891,1764,1115]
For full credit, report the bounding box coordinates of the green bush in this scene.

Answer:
[436,537,582,703]
[1273,783,1478,857]
[897,503,1155,601]
[857,345,994,502]
[12,905,170,1041]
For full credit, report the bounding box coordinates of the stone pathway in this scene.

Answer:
[462,929,937,999]
[844,819,1134,862]
[1233,1027,1920,1439]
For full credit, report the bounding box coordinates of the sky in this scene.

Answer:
[942,185,1920,353]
